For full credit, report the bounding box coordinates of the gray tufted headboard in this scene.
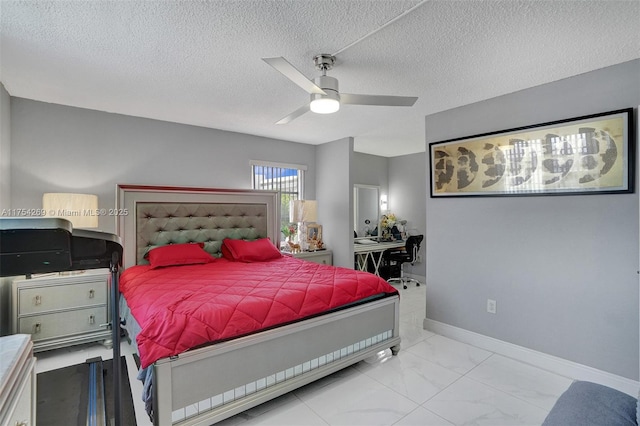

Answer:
[116,185,280,269]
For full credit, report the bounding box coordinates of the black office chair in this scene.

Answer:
[386,235,423,289]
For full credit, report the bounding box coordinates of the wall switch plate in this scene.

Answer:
[487,299,497,314]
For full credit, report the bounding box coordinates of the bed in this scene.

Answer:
[116,184,402,426]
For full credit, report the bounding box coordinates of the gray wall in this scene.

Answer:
[353,152,389,197]
[9,99,317,234]
[389,152,427,276]
[0,84,10,209]
[317,137,353,268]
[425,59,640,380]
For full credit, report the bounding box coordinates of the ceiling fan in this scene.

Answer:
[262,54,418,125]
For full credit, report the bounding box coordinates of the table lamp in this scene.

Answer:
[43,193,99,229]
[290,199,317,251]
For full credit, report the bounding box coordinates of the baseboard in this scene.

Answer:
[423,318,639,396]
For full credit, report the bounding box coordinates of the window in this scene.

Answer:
[251,161,306,233]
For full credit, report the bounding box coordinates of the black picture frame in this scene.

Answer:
[429,108,634,198]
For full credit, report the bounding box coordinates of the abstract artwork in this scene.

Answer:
[429,108,633,197]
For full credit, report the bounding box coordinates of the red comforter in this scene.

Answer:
[120,256,398,368]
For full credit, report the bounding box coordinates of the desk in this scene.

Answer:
[354,240,406,276]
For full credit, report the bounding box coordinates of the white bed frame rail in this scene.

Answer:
[157,297,400,425]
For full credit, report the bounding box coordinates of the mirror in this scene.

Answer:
[353,185,380,238]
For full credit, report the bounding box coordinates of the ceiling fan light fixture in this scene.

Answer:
[310,96,340,114]
[310,75,340,114]
[264,54,418,124]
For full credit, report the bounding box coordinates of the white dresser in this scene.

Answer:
[0,334,36,426]
[12,269,112,352]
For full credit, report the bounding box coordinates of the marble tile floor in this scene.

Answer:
[35,283,573,425]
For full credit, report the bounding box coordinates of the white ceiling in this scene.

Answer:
[1,1,638,157]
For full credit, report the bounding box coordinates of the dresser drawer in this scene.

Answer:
[17,307,108,342]
[17,280,107,315]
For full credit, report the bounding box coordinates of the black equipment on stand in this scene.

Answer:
[0,217,124,426]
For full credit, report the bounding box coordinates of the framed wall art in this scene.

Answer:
[429,108,634,197]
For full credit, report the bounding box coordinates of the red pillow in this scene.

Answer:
[222,238,282,262]
[146,242,213,269]
[220,242,234,260]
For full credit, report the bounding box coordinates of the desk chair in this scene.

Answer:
[387,235,423,289]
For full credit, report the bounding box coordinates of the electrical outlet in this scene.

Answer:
[487,299,497,314]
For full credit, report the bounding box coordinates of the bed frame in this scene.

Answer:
[116,184,401,426]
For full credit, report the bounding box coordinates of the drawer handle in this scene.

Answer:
[33,322,41,334]
[89,289,95,299]
[34,295,41,306]
[89,315,95,325]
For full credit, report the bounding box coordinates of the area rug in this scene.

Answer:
[37,356,137,426]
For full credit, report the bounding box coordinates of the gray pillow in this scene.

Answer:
[543,381,637,426]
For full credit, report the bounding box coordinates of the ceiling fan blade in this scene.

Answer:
[262,57,326,95]
[276,103,310,125]
[341,93,418,107]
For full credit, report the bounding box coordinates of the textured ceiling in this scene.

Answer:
[1,1,639,157]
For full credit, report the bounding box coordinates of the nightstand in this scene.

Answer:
[291,250,333,265]
[11,269,112,352]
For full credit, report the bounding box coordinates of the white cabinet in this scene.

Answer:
[0,334,36,426]
[12,269,112,352]
[291,250,333,265]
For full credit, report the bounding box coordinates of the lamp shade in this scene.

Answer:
[290,200,317,223]
[43,193,99,228]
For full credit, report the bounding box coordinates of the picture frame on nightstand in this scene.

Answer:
[307,224,322,242]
